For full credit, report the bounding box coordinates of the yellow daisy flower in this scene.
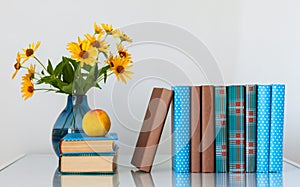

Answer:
[20,41,41,64]
[94,22,104,36]
[22,64,36,80]
[101,23,113,34]
[84,33,109,54]
[113,29,132,43]
[21,78,34,100]
[110,56,133,84]
[117,43,132,61]
[67,39,98,67]
[106,53,114,67]
[12,52,22,79]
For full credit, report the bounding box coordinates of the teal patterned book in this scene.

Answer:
[62,132,118,141]
[245,85,257,173]
[214,86,227,173]
[256,85,271,173]
[172,86,191,173]
[269,84,285,173]
[227,85,245,173]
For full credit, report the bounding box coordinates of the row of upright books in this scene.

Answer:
[59,132,119,175]
[172,84,285,173]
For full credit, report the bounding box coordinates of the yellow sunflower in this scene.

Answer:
[20,41,41,64]
[22,64,36,80]
[110,56,133,84]
[12,52,22,79]
[21,78,34,100]
[94,22,104,36]
[117,43,132,60]
[67,39,98,67]
[84,34,109,54]
[101,23,113,34]
[113,29,132,43]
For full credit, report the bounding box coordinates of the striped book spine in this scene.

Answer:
[256,85,271,173]
[269,84,285,173]
[227,86,245,173]
[172,86,191,173]
[214,86,227,173]
[245,85,257,173]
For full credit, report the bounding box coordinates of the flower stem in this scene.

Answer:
[34,88,59,92]
[34,56,47,72]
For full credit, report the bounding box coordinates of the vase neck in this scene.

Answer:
[66,94,88,108]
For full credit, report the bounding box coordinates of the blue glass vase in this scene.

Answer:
[51,94,90,156]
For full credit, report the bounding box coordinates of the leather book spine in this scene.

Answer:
[131,88,173,172]
[201,85,215,173]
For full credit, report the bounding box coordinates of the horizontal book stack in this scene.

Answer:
[59,132,119,175]
[172,84,285,173]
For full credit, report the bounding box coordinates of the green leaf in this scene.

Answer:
[95,83,102,89]
[61,83,73,94]
[62,62,74,84]
[63,57,79,72]
[98,65,110,77]
[54,60,66,77]
[47,59,54,75]
[104,71,107,83]
[83,64,98,92]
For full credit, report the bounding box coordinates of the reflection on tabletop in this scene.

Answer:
[172,172,283,187]
[52,168,119,187]
[131,170,155,187]
[52,167,283,187]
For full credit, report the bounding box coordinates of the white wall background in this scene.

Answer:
[0,0,299,168]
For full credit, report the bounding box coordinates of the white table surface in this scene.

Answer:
[0,154,299,187]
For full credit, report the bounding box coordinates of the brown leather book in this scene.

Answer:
[190,86,201,173]
[201,86,215,173]
[131,88,173,172]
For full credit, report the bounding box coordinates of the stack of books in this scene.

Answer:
[172,84,285,173]
[59,132,119,174]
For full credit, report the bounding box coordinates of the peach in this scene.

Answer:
[82,109,111,136]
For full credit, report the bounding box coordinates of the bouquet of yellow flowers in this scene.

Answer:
[12,23,133,100]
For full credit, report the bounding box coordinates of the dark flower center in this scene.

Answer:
[92,41,100,48]
[79,50,89,59]
[119,51,127,58]
[26,49,34,57]
[14,63,21,70]
[27,86,34,93]
[116,66,125,74]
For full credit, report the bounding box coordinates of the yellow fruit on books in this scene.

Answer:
[82,109,111,136]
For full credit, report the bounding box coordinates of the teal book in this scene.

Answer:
[59,146,118,174]
[227,85,245,173]
[60,133,118,154]
[214,86,227,173]
[269,84,285,173]
[256,85,271,173]
[172,86,191,173]
[245,85,257,173]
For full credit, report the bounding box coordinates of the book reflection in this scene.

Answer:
[170,172,282,187]
[52,168,119,187]
[131,170,155,187]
